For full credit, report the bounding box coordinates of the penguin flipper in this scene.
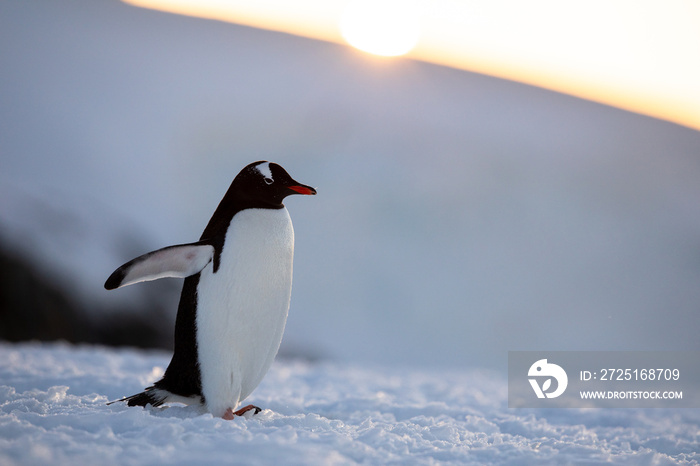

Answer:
[105,241,214,290]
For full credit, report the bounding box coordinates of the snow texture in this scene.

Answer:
[1,342,698,465]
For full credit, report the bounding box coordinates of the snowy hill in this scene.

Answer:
[2,342,698,465]
[1,0,700,371]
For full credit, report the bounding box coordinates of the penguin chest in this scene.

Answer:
[195,208,294,412]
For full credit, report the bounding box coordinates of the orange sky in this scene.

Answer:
[123,0,700,132]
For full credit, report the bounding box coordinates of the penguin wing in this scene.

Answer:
[105,242,215,290]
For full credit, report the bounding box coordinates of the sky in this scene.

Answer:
[122,0,700,132]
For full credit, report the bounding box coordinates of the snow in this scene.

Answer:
[1,342,698,465]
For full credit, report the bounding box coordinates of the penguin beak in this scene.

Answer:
[288,184,317,195]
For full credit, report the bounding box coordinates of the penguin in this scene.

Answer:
[105,161,316,419]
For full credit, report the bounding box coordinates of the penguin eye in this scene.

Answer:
[264,177,273,185]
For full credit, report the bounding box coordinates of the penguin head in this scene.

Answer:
[234,161,317,206]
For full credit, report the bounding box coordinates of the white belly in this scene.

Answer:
[195,208,294,417]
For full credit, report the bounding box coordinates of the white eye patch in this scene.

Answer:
[255,162,273,182]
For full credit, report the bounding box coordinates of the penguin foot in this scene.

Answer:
[222,405,262,419]
[233,404,262,416]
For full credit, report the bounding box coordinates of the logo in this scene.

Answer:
[528,359,568,398]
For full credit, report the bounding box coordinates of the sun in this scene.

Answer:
[340,0,422,57]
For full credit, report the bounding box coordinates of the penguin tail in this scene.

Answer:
[107,387,165,407]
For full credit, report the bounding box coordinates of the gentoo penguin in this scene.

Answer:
[105,161,316,419]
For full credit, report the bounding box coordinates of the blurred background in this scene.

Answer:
[1,0,699,371]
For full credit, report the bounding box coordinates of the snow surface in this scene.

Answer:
[1,342,699,465]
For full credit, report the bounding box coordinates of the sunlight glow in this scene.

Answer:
[122,0,700,132]
[340,1,421,57]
